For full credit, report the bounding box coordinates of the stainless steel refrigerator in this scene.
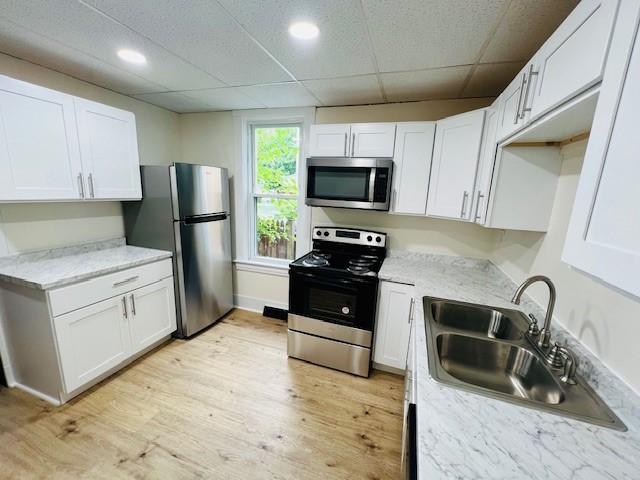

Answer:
[123,163,233,338]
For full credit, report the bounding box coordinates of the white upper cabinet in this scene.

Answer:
[0,76,82,201]
[472,106,499,224]
[427,109,485,221]
[496,59,539,142]
[308,123,396,158]
[390,122,435,215]
[563,0,640,298]
[75,98,141,200]
[531,0,619,120]
[0,74,141,203]
[308,124,350,157]
[350,123,396,157]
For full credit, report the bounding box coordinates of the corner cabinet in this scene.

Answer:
[563,0,640,298]
[0,74,141,202]
[0,259,176,404]
[373,281,414,371]
[426,109,485,221]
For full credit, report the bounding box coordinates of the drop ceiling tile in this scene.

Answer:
[481,0,579,63]
[302,75,383,106]
[84,0,292,86]
[216,0,376,79]
[238,83,319,108]
[381,66,472,102]
[362,0,509,72]
[132,91,206,113]
[181,87,267,111]
[462,62,524,98]
[0,18,166,95]
[0,0,224,92]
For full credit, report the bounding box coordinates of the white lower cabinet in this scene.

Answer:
[373,281,414,371]
[0,259,175,404]
[54,275,176,394]
[55,295,131,393]
[128,278,177,354]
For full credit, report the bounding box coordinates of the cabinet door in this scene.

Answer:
[472,106,499,225]
[128,277,177,354]
[390,122,435,215]
[0,75,83,201]
[54,295,130,393]
[373,281,414,370]
[426,109,485,221]
[308,124,350,157]
[531,0,619,120]
[563,1,640,298]
[351,123,396,157]
[496,66,531,142]
[75,98,141,200]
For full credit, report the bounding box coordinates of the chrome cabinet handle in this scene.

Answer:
[122,296,128,319]
[130,294,136,316]
[474,191,485,221]
[392,188,397,211]
[513,73,527,125]
[520,64,539,119]
[77,173,85,198]
[344,132,348,156]
[88,173,95,198]
[351,133,355,156]
[113,275,139,287]
[460,191,469,218]
[408,298,415,324]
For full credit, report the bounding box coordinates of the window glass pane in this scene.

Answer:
[254,126,300,195]
[256,197,297,260]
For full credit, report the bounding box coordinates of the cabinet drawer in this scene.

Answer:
[48,259,173,317]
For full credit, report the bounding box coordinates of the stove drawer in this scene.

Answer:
[288,313,372,347]
[287,330,370,377]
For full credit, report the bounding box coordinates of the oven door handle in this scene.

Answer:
[294,271,373,285]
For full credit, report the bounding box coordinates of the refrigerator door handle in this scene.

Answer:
[183,212,230,224]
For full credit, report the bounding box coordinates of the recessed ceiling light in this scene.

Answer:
[288,21,319,40]
[117,49,147,65]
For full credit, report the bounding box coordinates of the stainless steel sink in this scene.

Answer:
[431,301,523,340]
[424,297,626,431]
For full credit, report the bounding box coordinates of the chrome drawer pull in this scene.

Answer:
[113,276,139,287]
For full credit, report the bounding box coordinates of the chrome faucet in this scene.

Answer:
[511,275,556,349]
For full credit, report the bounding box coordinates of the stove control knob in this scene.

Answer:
[341,306,350,315]
[323,231,329,237]
[316,230,322,236]
[367,235,373,242]
[375,236,382,243]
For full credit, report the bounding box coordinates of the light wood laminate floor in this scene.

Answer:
[0,309,403,479]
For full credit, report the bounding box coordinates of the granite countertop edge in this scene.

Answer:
[0,238,173,291]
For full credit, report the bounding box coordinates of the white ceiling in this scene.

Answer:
[0,0,579,113]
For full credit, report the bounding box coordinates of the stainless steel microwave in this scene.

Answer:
[305,158,393,211]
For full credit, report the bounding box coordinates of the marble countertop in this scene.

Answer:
[380,250,640,479]
[0,238,172,290]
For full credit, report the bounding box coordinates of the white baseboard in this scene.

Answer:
[233,294,288,314]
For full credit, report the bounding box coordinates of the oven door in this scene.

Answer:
[305,158,392,210]
[289,269,378,333]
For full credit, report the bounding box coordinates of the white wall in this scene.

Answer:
[491,140,640,393]
[0,52,181,255]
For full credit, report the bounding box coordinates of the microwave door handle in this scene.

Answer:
[368,168,376,202]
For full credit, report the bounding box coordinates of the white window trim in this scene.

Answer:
[232,107,315,268]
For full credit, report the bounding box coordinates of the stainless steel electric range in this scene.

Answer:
[287,226,387,377]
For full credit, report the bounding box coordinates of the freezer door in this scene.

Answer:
[175,215,233,337]
[171,163,229,219]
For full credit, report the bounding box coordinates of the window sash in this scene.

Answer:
[249,123,302,262]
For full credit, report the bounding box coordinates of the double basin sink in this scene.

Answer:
[423,297,626,431]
